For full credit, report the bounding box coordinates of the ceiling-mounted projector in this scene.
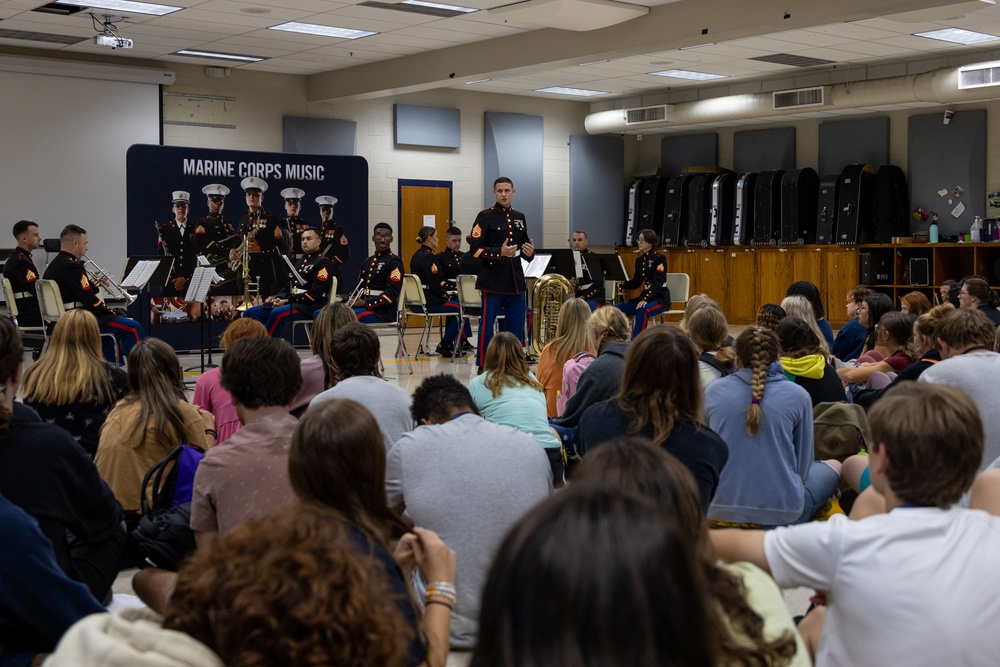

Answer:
[93,34,132,49]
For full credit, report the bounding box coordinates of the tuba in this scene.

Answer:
[530,273,574,355]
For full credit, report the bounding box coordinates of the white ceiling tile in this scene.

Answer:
[841,40,916,57]
[766,29,855,47]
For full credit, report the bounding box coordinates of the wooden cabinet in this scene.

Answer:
[857,242,1000,306]
[615,245,859,326]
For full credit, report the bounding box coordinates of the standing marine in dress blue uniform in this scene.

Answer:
[193,184,236,261]
[348,223,403,323]
[469,177,534,369]
[280,187,310,257]
[233,177,285,297]
[614,228,670,339]
[157,191,198,297]
[242,227,334,337]
[315,195,350,278]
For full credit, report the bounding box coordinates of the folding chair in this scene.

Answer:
[401,274,462,362]
[362,291,412,375]
[3,277,46,354]
[654,273,691,325]
[291,276,338,345]
[36,279,120,364]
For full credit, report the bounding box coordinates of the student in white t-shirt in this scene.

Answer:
[711,382,1000,667]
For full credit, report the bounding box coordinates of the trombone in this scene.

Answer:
[83,256,137,305]
[345,280,367,307]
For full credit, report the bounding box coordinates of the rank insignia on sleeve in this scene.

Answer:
[80,275,91,290]
[473,248,484,258]
[390,267,402,282]
[657,263,665,273]
[431,264,438,274]
[317,268,329,281]
[25,270,36,282]
[195,226,206,235]
[471,224,482,239]
[274,227,283,239]
[340,236,348,245]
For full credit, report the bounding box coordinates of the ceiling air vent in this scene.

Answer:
[958,62,1000,89]
[626,105,671,125]
[773,86,827,110]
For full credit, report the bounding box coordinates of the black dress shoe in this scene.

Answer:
[460,340,475,353]
[525,353,539,364]
[435,341,455,356]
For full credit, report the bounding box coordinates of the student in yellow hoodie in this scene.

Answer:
[776,317,847,407]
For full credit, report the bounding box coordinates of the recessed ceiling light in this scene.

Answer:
[175,50,265,62]
[579,60,609,66]
[535,86,608,97]
[269,22,377,39]
[914,28,1000,45]
[53,0,181,15]
[466,79,491,84]
[402,0,477,12]
[649,69,727,80]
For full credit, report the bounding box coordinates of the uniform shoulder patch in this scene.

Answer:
[471,224,482,239]
[317,267,329,281]
[25,269,36,282]
[80,274,91,290]
[657,263,665,273]
[389,267,402,283]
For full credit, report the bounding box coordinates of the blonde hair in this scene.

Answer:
[780,295,828,356]
[681,294,721,332]
[686,308,736,366]
[549,298,595,366]
[22,309,114,405]
[588,307,630,353]
[484,332,543,398]
[220,318,267,350]
[734,326,780,437]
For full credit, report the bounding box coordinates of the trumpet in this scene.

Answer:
[83,256,137,305]
[345,279,368,307]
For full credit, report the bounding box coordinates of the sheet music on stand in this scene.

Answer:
[523,253,551,279]
[184,267,216,303]
[281,254,307,286]
[121,260,160,290]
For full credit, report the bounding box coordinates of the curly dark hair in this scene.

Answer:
[163,503,410,667]
[411,374,476,424]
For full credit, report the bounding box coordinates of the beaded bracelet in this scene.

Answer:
[425,581,457,606]
[425,599,454,610]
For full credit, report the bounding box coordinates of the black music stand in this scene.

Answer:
[183,267,222,378]
[122,255,174,332]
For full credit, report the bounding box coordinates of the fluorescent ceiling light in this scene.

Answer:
[54,0,181,15]
[649,69,727,80]
[466,79,491,84]
[535,86,608,97]
[914,28,1000,44]
[175,50,265,62]
[269,22,377,39]
[402,0,477,12]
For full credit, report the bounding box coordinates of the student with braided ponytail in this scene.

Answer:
[704,326,841,527]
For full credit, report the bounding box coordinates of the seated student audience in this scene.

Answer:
[780,295,830,358]
[786,280,834,350]
[95,338,213,519]
[536,297,593,418]
[705,326,841,527]
[920,306,1000,471]
[0,317,125,602]
[712,383,1000,667]
[837,311,915,387]
[550,306,630,429]
[21,309,127,458]
[190,336,302,540]
[309,322,413,452]
[755,303,786,331]
[858,292,894,355]
[576,326,729,511]
[959,276,1000,325]
[939,278,960,307]
[852,302,952,408]
[572,438,807,667]
[469,332,565,483]
[387,374,551,648]
[0,491,105,667]
[681,294,734,345]
[687,307,736,387]
[831,288,871,362]
[192,318,267,444]
[899,290,931,316]
[290,398,454,667]
[290,301,356,415]
[471,486,721,667]
[777,317,847,406]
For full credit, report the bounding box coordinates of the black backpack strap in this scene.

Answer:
[140,445,185,516]
[699,351,733,375]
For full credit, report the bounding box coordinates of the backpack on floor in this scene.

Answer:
[812,402,871,461]
[131,444,206,571]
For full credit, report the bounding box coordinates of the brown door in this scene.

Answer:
[398,180,452,272]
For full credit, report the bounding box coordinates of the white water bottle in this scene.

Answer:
[971,216,982,243]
